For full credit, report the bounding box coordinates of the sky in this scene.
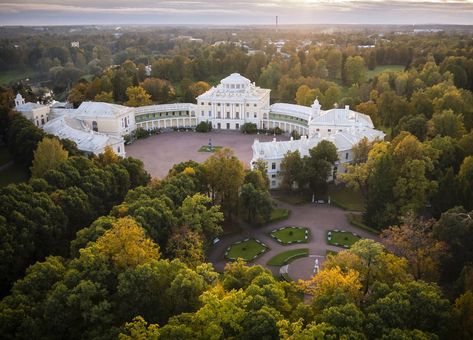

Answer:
[0,0,472,26]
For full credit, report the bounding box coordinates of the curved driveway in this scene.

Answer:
[208,200,378,277]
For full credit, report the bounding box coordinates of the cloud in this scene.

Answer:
[0,0,472,25]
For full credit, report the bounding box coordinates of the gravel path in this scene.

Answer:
[126,130,289,179]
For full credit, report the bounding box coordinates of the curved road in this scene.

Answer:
[208,200,378,277]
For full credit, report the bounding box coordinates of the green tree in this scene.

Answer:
[30,137,68,178]
[344,56,366,85]
[94,91,114,103]
[305,141,338,196]
[280,150,305,191]
[240,183,273,223]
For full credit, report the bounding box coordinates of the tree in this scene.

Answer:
[95,217,160,272]
[451,291,473,340]
[428,109,465,138]
[179,193,224,245]
[280,150,304,190]
[344,56,366,85]
[326,49,342,79]
[240,183,273,223]
[457,156,473,210]
[203,148,245,219]
[381,214,447,281]
[299,267,362,310]
[94,91,113,103]
[166,226,205,268]
[119,316,160,340]
[125,86,152,107]
[305,140,338,195]
[30,137,68,178]
[322,85,340,109]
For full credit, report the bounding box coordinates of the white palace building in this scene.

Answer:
[15,73,384,187]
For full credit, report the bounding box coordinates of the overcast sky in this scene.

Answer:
[0,0,472,26]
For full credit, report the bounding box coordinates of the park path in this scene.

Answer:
[207,200,379,277]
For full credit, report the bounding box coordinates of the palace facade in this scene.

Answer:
[15,73,384,187]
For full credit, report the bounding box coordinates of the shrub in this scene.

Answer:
[134,127,150,139]
[291,130,301,140]
[196,121,212,133]
[241,123,257,134]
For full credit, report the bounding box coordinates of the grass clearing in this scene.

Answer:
[0,163,29,187]
[0,69,37,85]
[271,226,310,244]
[327,230,361,248]
[268,207,291,223]
[267,248,309,266]
[366,65,405,79]
[225,239,269,261]
[198,145,223,152]
[329,184,365,212]
[273,192,311,205]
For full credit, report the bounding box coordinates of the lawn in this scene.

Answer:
[198,145,223,152]
[327,230,361,248]
[0,69,37,85]
[268,207,291,223]
[329,184,365,212]
[0,163,29,187]
[366,65,405,79]
[0,145,11,166]
[225,239,269,261]
[267,248,309,266]
[273,192,311,205]
[271,226,310,244]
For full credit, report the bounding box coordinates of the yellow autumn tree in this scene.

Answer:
[125,86,152,107]
[30,137,68,178]
[299,266,362,306]
[95,217,160,271]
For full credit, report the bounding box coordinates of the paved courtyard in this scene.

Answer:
[208,201,378,281]
[126,130,289,179]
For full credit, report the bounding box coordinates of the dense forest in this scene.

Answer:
[1,26,473,339]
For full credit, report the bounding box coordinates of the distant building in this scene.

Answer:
[70,41,80,48]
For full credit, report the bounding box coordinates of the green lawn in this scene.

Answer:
[198,145,223,152]
[225,239,269,261]
[267,248,309,266]
[0,69,37,85]
[271,227,310,244]
[367,65,405,79]
[268,207,291,223]
[327,230,361,248]
[329,184,365,212]
[0,145,11,166]
[0,163,29,187]
[273,192,311,205]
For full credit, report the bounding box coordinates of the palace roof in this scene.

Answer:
[75,102,133,119]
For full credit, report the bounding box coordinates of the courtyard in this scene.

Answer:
[125,130,289,178]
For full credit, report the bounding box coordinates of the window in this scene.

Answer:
[41,118,44,125]
[271,180,276,187]
[201,102,204,105]
[271,174,276,178]
[236,103,239,107]
[117,146,121,153]
[201,111,204,116]
[246,112,249,118]
[226,123,230,129]
[235,112,239,119]
[254,104,257,107]
[226,103,230,107]
[92,121,98,132]
[217,123,221,129]
[345,152,349,160]
[226,112,230,119]
[254,113,257,118]
[328,129,331,132]
[236,123,239,129]
[217,103,221,106]
[246,103,249,107]
[209,111,212,117]
[208,102,211,105]
[272,162,276,170]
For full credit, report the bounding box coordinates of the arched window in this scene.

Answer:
[92,121,98,132]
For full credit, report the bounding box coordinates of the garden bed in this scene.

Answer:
[326,230,361,248]
[198,145,223,152]
[270,226,310,244]
[224,238,269,261]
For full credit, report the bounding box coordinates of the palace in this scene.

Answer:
[14,73,384,187]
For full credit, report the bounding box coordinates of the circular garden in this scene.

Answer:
[225,238,269,261]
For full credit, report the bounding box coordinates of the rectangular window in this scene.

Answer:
[254,113,257,118]
[271,180,276,187]
[226,123,230,129]
[246,112,249,118]
[254,104,257,107]
[246,104,249,107]
[272,163,276,170]
[201,111,204,116]
[345,153,349,160]
[217,103,221,106]
[226,103,230,106]
[236,123,239,129]
[271,174,276,178]
[328,129,331,132]
[235,112,239,119]
[209,111,212,116]
[201,102,204,105]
